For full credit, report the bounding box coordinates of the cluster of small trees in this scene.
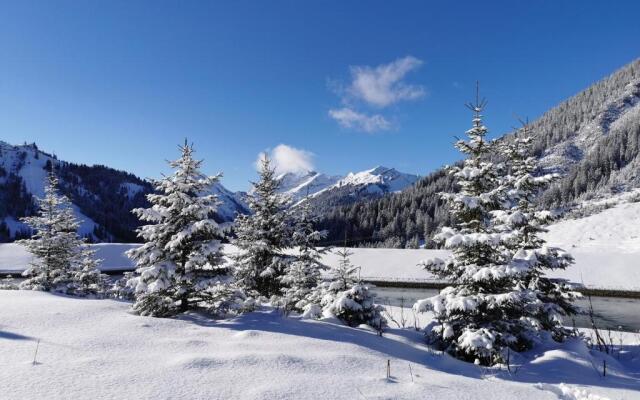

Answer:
[13,142,385,329]
[122,143,384,327]
[413,92,578,365]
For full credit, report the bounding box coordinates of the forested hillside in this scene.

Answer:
[0,142,250,243]
[0,142,152,242]
[318,59,640,248]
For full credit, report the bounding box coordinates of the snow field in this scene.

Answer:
[2,199,640,291]
[1,291,639,400]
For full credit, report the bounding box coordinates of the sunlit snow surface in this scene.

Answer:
[0,291,638,400]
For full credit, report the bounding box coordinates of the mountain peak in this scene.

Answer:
[273,165,420,206]
[338,166,419,192]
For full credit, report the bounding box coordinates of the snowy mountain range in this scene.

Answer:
[0,140,417,242]
[275,170,341,203]
[275,166,419,205]
[4,59,638,246]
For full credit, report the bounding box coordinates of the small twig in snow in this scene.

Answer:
[32,339,40,366]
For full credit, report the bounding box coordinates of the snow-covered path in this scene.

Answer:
[1,291,638,399]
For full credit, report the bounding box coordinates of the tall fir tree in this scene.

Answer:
[233,156,291,299]
[18,173,104,294]
[127,141,236,317]
[494,126,578,340]
[280,197,327,313]
[414,89,534,365]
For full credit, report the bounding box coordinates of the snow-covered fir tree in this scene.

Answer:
[233,156,291,299]
[127,141,241,317]
[326,246,360,294]
[110,271,136,300]
[305,245,384,328]
[71,245,109,297]
[493,126,578,340]
[413,91,537,365]
[18,173,105,294]
[280,197,327,313]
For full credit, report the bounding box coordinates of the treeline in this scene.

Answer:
[317,168,456,248]
[0,144,153,243]
[55,161,152,242]
[541,113,640,207]
[528,59,640,157]
[0,168,37,242]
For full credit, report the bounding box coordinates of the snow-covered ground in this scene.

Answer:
[1,199,640,290]
[0,243,139,275]
[340,200,640,290]
[542,200,640,290]
[1,291,638,400]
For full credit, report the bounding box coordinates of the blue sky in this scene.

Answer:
[0,1,639,191]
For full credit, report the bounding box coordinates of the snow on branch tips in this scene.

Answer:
[413,88,578,365]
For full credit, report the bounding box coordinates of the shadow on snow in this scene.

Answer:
[181,307,640,392]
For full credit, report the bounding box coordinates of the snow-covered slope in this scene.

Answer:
[541,199,640,290]
[0,142,100,239]
[275,171,341,203]
[328,166,420,195]
[0,243,139,274]
[301,166,420,210]
[1,290,637,399]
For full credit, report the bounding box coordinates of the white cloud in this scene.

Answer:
[255,144,315,175]
[347,56,425,108]
[328,107,391,133]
